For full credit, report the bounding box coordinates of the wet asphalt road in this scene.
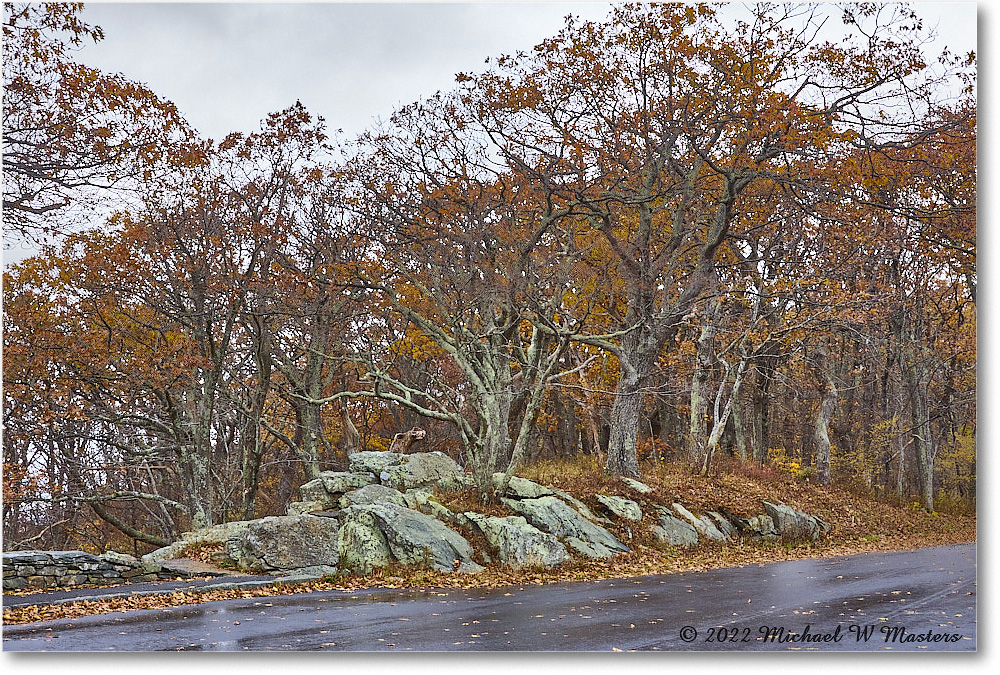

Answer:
[3,543,975,652]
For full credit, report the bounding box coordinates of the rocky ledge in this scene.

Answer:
[5,452,831,590]
[151,451,830,580]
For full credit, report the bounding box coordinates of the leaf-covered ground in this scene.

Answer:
[3,457,975,626]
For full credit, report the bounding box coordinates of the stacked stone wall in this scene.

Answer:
[3,550,194,591]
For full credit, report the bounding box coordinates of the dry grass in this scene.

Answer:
[3,456,975,626]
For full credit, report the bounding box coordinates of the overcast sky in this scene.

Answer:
[2,1,980,268]
[78,1,621,141]
[75,1,979,143]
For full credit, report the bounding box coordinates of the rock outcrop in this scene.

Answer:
[596,494,643,522]
[347,450,466,491]
[468,514,570,569]
[340,483,409,508]
[672,502,728,542]
[338,503,482,574]
[651,509,699,547]
[226,514,341,574]
[292,452,469,512]
[24,452,833,592]
[297,471,377,510]
[142,520,257,563]
[707,511,736,539]
[336,506,394,573]
[620,477,654,494]
[763,501,831,541]
[491,473,555,499]
[504,495,630,559]
[643,501,830,548]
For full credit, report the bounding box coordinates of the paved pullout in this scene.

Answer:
[3,543,975,652]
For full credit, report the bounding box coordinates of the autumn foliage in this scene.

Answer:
[3,3,975,553]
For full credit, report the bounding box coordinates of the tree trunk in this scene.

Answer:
[811,344,838,486]
[750,355,775,464]
[701,354,748,475]
[658,405,674,449]
[689,355,711,466]
[240,432,263,520]
[904,345,935,511]
[896,426,907,502]
[559,391,580,458]
[583,401,606,457]
[606,371,643,478]
[240,314,272,520]
[180,446,213,530]
[604,345,655,478]
[471,401,513,501]
[688,301,719,465]
[732,390,749,461]
[294,401,324,481]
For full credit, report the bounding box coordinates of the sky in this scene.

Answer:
[74,1,978,143]
[77,1,621,142]
[2,0,981,268]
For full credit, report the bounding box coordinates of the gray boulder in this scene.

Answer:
[402,486,433,508]
[747,514,779,541]
[672,503,727,541]
[321,471,377,494]
[226,515,340,573]
[338,503,481,574]
[395,452,464,489]
[274,565,339,582]
[474,514,570,569]
[435,473,478,491]
[420,500,459,524]
[97,551,138,566]
[503,496,628,557]
[563,537,615,559]
[651,509,699,547]
[596,494,644,522]
[341,483,408,508]
[551,489,612,526]
[297,479,329,505]
[337,507,393,574]
[620,477,654,494]
[763,502,831,541]
[143,520,256,562]
[348,451,465,491]
[400,487,461,524]
[715,506,755,536]
[349,451,405,476]
[299,471,376,509]
[707,511,736,539]
[491,473,555,499]
[287,500,327,516]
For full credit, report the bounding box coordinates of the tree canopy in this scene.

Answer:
[3,2,975,552]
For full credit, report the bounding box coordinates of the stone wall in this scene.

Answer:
[2,550,197,591]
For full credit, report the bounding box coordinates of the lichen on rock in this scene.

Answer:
[503,496,629,557]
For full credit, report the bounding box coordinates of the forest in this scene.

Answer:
[3,3,976,554]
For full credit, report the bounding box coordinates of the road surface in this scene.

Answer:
[3,543,975,651]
